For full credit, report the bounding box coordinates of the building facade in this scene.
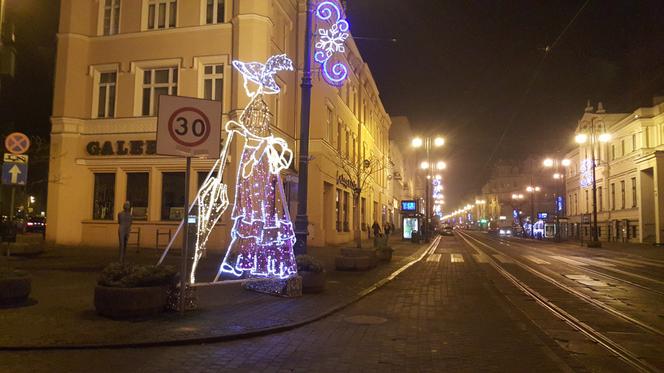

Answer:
[565,100,664,244]
[47,0,395,249]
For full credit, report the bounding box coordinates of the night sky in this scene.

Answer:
[3,0,664,209]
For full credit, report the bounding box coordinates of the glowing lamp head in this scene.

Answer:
[526,186,534,192]
[553,173,562,179]
[412,137,423,148]
[561,159,571,167]
[543,159,554,168]
[575,133,588,144]
[434,137,445,147]
[435,174,442,180]
[420,161,429,170]
[598,133,611,143]
[436,161,447,170]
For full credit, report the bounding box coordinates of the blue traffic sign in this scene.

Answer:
[2,162,28,185]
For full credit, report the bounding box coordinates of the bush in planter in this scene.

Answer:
[0,267,31,305]
[95,263,178,319]
[296,255,326,293]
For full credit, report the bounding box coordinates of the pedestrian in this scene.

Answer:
[372,221,381,238]
[118,201,132,265]
[384,222,391,237]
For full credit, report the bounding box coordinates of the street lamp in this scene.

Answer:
[575,117,610,248]
[526,185,541,238]
[411,135,445,241]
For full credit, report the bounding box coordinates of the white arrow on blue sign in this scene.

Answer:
[2,162,28,185]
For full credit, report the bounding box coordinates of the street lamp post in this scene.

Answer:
[412,136,445,241]
[543,158,570,241]
[526,185,541,238]
[575,117,610,248]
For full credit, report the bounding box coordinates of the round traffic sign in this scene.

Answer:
[4,132,30,155]
[167,107,211,147]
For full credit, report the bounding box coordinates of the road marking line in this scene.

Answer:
[492,254,514,264]
[564,274,609,287]
[426,253,442,263]
[472,253,489,263]
[619,258,664,268]
[599,258,643,267]
[524,255,550,265]
[450,253,464,263]
[576,258,615,267]
[550,255,588,266]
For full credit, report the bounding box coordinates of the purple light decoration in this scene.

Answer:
[314,0,350,87]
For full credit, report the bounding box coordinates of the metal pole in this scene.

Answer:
[294,0,313,255]
[9,186,15,222]
[179,156,191,312]
[590,122,600,247]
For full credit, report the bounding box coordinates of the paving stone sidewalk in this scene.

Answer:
[0,234,429,348]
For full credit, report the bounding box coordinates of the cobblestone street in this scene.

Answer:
[1,236,576,372]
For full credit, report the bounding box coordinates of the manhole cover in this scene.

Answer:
[344,315,388,325]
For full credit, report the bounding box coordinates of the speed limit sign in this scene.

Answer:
[156,95,221,157]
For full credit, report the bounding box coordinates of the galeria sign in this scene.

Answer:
[156,95,221,157]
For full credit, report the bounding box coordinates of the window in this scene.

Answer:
[147,0,176,30]
[326,106,333,143]
[205,0,225,24]
[343,191,349,231]
[585,190,589,213]
[335,188,342,232]
[574,193,578,215]
[598,186,603,211]
[610,183,615,210]
[142,67,178,116]
[621,139,625,157]
[337,120,342,152]
[203,64,223,101]
[345,129,350,158]
[632,133,637,152]
[631,177,637,207]
[620,180,625,209]
[103,0,120,35]
[97,72,117,118]
[197,170,218,190]
[361,197,366,227]
[568,194,572,215]
[126,173,149,220]
[352,136,356,163]
[611,144,615,160]
[93,173,115,220]
[161,172,185,220]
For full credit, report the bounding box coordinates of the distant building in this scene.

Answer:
[564,100,664,244]
[47,0,394,248]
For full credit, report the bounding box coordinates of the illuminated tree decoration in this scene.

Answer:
[314,0,350,87]
[579,158,594,188]
[212,54,297,281]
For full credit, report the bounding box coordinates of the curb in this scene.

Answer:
[0,237,440,351]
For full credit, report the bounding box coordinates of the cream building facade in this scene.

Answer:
[565,100,664,244]
[47,0,396,249]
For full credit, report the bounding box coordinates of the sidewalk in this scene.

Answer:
[0,234,431,349]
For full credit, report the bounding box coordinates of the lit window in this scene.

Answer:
[97,72,117,118]
[147,0,177,30]
[162,172,185,221]
[103,0,121,35]
[202,64,223,101]
[205,0,225,24]
[93,173,115,220]
[126,173,149,220]
[141,67,178,116]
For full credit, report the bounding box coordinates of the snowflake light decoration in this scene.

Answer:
[314,0,350,87]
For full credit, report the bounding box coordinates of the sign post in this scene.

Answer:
[156,95,221,312]
[3,133,30,223]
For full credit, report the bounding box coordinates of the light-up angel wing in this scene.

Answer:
[232,54,294,96]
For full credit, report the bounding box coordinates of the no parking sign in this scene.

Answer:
[156,96,222,157]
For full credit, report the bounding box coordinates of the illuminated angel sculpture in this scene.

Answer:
[213,54,297,281]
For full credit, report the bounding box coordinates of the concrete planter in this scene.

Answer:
[0,273,31,305]
[94,285,168,319]
[300,271,326,293]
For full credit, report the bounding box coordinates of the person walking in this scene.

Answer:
[384,222,391,237]
[118,201,132,265]
[372,221,381,238]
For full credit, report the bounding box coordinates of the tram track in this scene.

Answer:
[457,230,663,373]
[491,236,664,297]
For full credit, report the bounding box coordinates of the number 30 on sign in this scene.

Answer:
[156,95,221,157]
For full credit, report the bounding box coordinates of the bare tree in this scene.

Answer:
[336,153,391,249]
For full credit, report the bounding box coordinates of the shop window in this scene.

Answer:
[142,67,178,116]
[343,191,349,231]
[97,72,117,118]
[203,64,223,101]
[126,173,149,220]
[161,172,185,220]
[93,173,115,220]
[205,0,224,24]
[147,0,177,30]
[103,0,120,35]
[335,188,342,232]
